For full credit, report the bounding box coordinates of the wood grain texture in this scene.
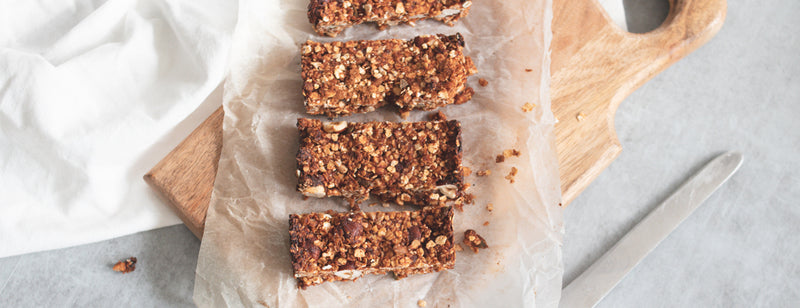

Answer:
[144,0,726,238]
[552,0,726,204]
[144,108,223,238]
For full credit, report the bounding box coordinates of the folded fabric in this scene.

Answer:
[0,0,237,257]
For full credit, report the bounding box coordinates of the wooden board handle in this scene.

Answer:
[552,0,727,204]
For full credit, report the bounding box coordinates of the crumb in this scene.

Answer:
[463,230,488,253]
[558,203,563,207]
[521,102,535,112]
[462,193,475,205]
[418,299,427,307]
[483,221,489,226]
[462,166,472,177]
[368,202,379,207]
[348,199,361,212]
[429,110,447,121]
[399,110,411,119]
[478,78,488,87]
[455,243,464,252]
[495,155,505,163]
[577,112,586,122]
[505,167,518,183]
[524,68,533,72]
[503,149,521,158]
[112,257,137,274]
[462,183,471,191]
[382,203,391,208]
[477,169,491,176]
[486,203,493,212]
[302,196,309,201]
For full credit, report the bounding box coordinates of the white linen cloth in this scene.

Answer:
[0,0,622,258]
[0,0,237,257]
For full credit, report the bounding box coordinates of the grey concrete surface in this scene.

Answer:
[1,1,798,307]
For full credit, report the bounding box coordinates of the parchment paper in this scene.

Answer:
[194,0,563,306]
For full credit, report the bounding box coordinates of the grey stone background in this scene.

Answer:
[1,1,798,306]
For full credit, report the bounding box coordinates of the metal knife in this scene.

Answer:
[560,151,744,308]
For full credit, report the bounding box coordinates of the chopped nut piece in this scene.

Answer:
[112,257,137,274]
[290,207,456,288]
[478,78,488,87]
[521,102,535,112]
[454,243,464,252]
[322,121,348,133]
[476,169,491,176]
[461,166,472,177]
[495,155,505,163]
[437,185,458,199]
[308,0,472,37]
[463,229,488,253]
[302,185,326,198]
[418,299,427,307]
[297,119,466,209]
[302,34,477,117]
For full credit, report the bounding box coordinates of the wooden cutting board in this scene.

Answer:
[145,0,726,238]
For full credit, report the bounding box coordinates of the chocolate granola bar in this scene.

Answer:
[296,118,465,208]
[308,0,472,37]
[301,34,477,117]
[289,207,455,288]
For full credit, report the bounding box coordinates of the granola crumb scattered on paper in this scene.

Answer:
[505,167,518,183]
[112,257,137,274]
[455,243,464,252]
[486,203,493,212]
[476,169,491,176]
[524,68,533,72]
[462,166,472,177]
[495,155,505,163]
[521,102,535,112]
[483,221,489,226]
[429,110,447,121]
[368,202,379,207]
[302,196,309,201]
[576,112,586,122]
[463,230,488,253]
[478,78,488,87]
[503,149,521,158]
[399,110,411,119]
[418,299,427,307]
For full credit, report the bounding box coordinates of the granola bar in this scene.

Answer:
[301,34,477,117]
[289,207,455,288]
[308,0,472,37]
[296,118,465,208]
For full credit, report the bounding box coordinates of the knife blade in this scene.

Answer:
[560,151,744,308]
